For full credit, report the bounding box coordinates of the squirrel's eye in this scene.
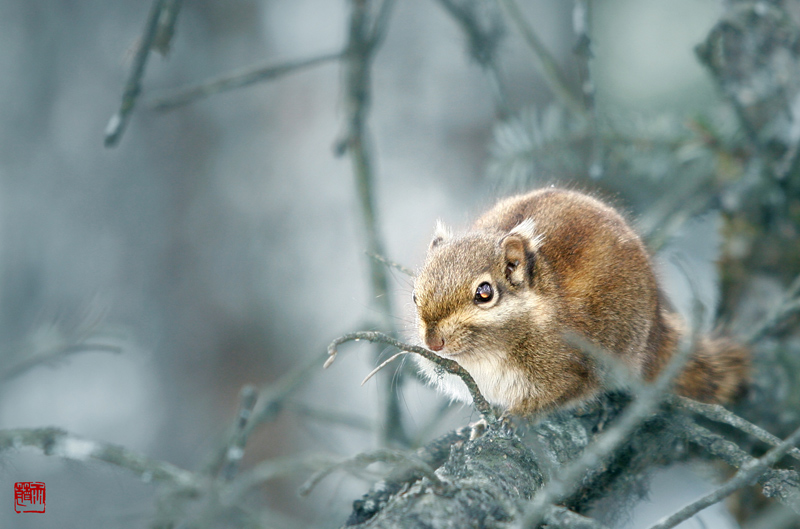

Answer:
[474,282,493,303]
[412,292,418,305]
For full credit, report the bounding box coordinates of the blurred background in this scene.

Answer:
[0,0,761,527]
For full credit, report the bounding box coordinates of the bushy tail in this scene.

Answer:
[673,335,750,403]
[646,311,750,404]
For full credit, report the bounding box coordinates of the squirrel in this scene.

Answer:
[412,188,749,415]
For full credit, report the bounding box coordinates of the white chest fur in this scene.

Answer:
[415,350,535,410]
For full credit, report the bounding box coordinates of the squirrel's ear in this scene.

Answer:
[430,219,452,250]
[501,219,541,286]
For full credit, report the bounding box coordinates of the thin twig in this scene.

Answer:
[672,395,800,464]
[341,0,407,446]
[0,427,196,487]
[151,0,183,55]
[282,401,374,432]
[0,342,123,382]
[147,51,344,111]
[225,454,339,502]
[366,252,415,277]
[648,423,800,529]
[746,273,800,344]
[218,385,259,481]
[326,331,497,423]
[362,351,410,385]
[435,0,511,117]
[104,0,166,147]
[572,0,595,111]
[497,0,587,117]
[202,351,328,475]
[298,448,442,496]
[677,418,800,513]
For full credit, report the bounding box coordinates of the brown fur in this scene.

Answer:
[413,188,749,415]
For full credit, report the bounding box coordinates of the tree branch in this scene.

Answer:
[0,427,196,487]
[649,423,800,529]
[104,0,169,147]
[326,331,498,423]
[147,51,344,111]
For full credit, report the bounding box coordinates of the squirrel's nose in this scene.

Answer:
[426,333,445,352]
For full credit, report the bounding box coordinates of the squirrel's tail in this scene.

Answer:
[646,312,750,404]
[673,334,750,403]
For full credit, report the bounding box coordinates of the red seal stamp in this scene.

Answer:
[14,482,45,513]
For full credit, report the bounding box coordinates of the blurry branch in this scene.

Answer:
[326,331,498,423]
[517,311,701,528]
[105,0,180,147]
[298,448,443,496]
[151,0,183,55]
[0,427,196,488]
[640,172,717,252]
[742,503,800,529]
[498,0,587,117]
[544,506,612,529]
[338,0,408,446]
[217,385,259,481]
[654,422,800,528]
[672,396,800,464]
[366,251,415,277]
[0,341,123,382]
[225,454,340,502]
[745,273,800,344]
[147,51,344,111]
[679,419,800,513]
[202,352,328,475]
[282,401,374,432]
[571,0,594,111]
[435,0,510,116]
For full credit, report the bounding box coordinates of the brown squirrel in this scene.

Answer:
[412,188,748,415]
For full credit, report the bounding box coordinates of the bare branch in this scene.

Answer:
[0,342,123,382]
[366,251,415,277]
[202,352,328,475]
[151,0,183,55]
[678,418,800,513]
[326,331,498,423]
[649,423,800,529]
[217,385,259,481]
[298,448,443,497]
[434,0,511,116]
[147,51,344,111]
[339,0,407,446]
[0,427,196,488]
[746,273,800,344]
[498,0,587,117]
[282,401,374,432]
[104,0,168,147]
[672,396,800,464]
[224,454,339,502]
